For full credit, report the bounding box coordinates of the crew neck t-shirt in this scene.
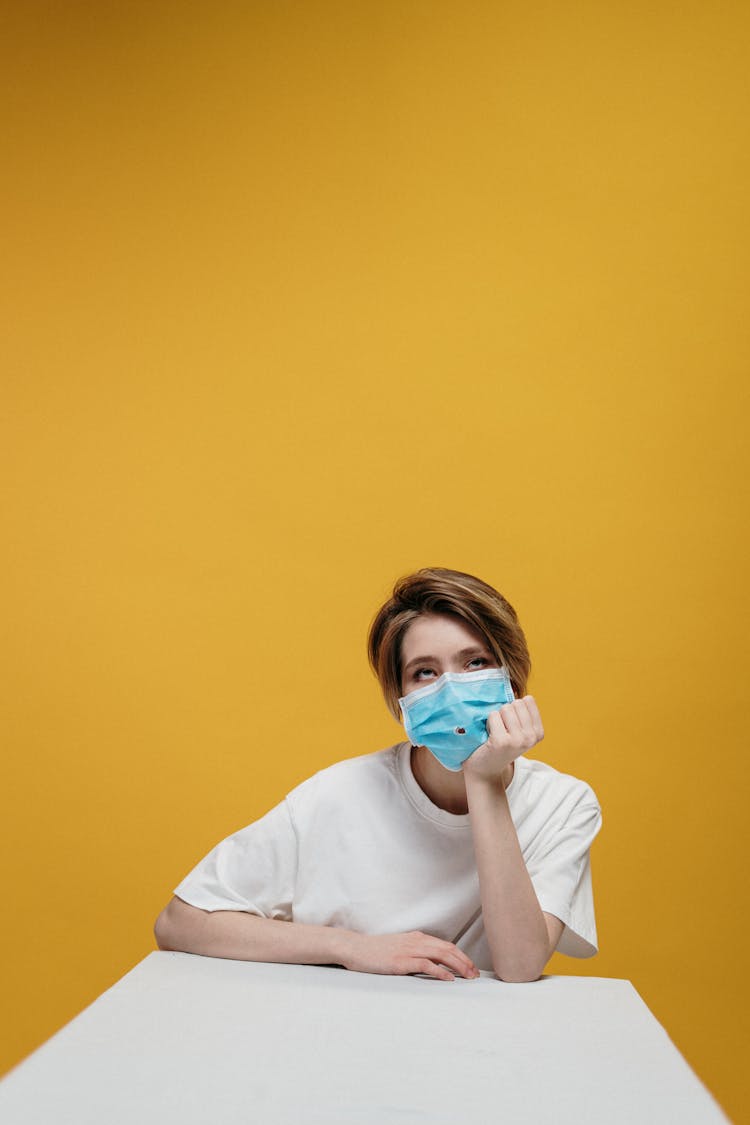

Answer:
[174,743,603,970]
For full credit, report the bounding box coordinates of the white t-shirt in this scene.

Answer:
[174,743,603,970]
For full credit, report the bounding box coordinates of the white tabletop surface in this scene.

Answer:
[0,952,729,1124]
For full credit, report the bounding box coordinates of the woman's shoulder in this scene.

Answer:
[512,755,600,811]
[285,743,405,808]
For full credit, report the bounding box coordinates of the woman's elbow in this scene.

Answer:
[492,936,555,982]
[492,956,547,983]
[495,969,543,983]
[154,906,176,950]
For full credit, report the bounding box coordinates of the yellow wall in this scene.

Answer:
[2,2,748,1118]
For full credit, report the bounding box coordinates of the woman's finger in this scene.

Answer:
[522,694,545,740]
[412,958,454,981]
[485,709,508,742]
[513,698,538,742]
[424,940,478,978]
[500,702,524,735]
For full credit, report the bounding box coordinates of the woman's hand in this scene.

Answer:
[463,695,545,783]
[340,930,480,981]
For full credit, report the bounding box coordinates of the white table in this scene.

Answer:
[0,952,728,1123]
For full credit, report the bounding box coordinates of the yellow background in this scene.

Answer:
[2,2,748,1119]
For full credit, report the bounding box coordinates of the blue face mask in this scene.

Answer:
[399,668,515,772]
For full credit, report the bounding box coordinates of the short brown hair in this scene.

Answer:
[367,567,531,722]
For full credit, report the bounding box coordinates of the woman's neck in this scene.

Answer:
[410,744,513,815]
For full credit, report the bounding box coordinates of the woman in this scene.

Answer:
[155,567,602,983]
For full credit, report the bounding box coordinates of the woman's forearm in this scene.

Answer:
[465,772,552,982]
[154,896,355,967]
[155,897,480,980]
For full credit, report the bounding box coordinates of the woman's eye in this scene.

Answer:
[468,657,488,668]
[414,668,435,679]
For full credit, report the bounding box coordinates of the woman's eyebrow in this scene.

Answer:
[402,647,490,674]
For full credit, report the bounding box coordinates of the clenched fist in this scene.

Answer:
[463,695,545,783]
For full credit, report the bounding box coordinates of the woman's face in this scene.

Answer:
[399,613,497,697]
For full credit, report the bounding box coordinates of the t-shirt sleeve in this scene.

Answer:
[172,799,298,920]
[525,790,603,958]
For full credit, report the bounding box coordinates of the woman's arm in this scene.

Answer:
[155,896,354,965]
[154,896,479,981]
[465,773,564,981]
[464,695,562,982]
